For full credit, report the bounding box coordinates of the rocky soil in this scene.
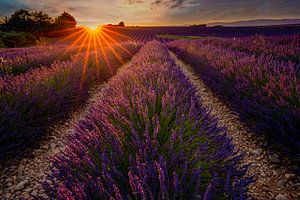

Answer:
[0,53,299,200]
[0,61,136,200]
[171,52,300,200]
[0,82,108,200]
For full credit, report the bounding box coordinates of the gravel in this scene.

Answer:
[0,82,110,199]
[0,54,299,200]
[275,194,289,200]
[171,52,300,200]
[0,61,136,200]
[14,180,28,191]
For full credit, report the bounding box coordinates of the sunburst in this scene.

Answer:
[53,25,135,91]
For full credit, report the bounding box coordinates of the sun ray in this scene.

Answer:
[78,31,90,52]
[55,28,86,45]
[80,31,93,90]
[94,31,113,75]
[100,30,133,56]
[67,30,88,48]
[92,32,100,75]
[62,29,89,55]
[101,27,131,40]
[49,27,82,34]
[97,31,124,65]
[57,26,133,81]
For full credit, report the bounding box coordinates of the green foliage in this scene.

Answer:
[54,12,77,29]
[1,9,52,32]
[0,31,36,47]
[0,37,5,48]
[35,37,51,46]
[1,9,76,34]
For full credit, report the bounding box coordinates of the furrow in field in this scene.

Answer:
[170,51,299,200]
[0,61,132,200]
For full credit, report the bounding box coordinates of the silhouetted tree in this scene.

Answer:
[1,10,77,33]
[1,9,54,32]
[190,24,207,27]
[3,9,32,32]
[32,11,53,31]
[118,21,125,27]
[55,12,77,29]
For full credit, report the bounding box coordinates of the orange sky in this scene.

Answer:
[1,0,300,27]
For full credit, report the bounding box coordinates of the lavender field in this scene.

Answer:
[1,3,300,199]
[0,29,299,200]
[168,35,300,154]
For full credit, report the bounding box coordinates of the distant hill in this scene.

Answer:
[208,19,300,27]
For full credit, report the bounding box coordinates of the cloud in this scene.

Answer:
[150,0,300,24]
[151,0,188,9]
[128,0,143,4]
[0,0,300,26]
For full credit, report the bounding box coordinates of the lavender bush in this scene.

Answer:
[168,40,300,155]
[0,43,141,160]
[198,34,300,64]
[0,46,82,75]
[44,41,250,199]
[103,26,300,43]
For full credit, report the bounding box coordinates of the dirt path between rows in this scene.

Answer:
[0,81,110,199]
[1,51,299,200]
[170,51,299,200]
[0,54,141,200]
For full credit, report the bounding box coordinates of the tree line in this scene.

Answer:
[0,9,77,47]
[0,9,76,34]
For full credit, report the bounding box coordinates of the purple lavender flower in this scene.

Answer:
[43,41,250,199]
[0,43,141,160]
[168,37,300,155]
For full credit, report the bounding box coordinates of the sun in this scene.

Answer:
[53,23,134,94]
[83,26,97,33]
[87,25,100,31]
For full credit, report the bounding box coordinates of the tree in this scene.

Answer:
[3,9,33,32]
[32,11,53,31]
[118,21,125,27]
[1,9,53,32]
[55,12,77,29]
[0,9,78,39]
[190,24,207,28]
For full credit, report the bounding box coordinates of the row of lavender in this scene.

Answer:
[43,41,251,199]
[102,27,174,43]
[0,43,141,160]
[0,46,85,76]
[198,34,300,64]
[105,25,300,41]
[168,39,300,155]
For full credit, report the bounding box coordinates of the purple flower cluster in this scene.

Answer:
[102,26,300,44]
[0,46,83,75]
[101,27,173,44]
[0,43,141,160]
[168,39,300,155]
[44,41,250,199]
[198,34,300,64]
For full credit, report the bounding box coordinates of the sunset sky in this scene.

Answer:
[1,0,300,27]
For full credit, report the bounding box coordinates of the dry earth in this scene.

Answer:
[0,52,299,200]
[170,52,299,200]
